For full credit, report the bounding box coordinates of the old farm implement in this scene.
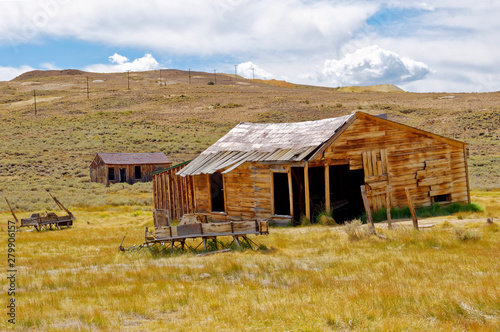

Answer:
[5,194,74,231]
[127,213,270,254]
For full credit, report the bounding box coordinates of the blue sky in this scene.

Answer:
[1,0,499,92]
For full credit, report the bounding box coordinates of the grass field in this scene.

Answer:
[2,191,500,331]
[1,70,500,331]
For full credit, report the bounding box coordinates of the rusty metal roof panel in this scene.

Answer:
[96,153,171,165]
[178,114,354,176]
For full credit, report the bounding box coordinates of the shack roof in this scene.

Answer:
[95,153,171,165]
[178,114,355,176]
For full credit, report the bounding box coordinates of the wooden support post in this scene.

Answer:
[360,185,376,235]
[304,162,310,222]
[325,164,330,214]
[405,187,419,230]
[287,168,294,218]
[386,185,392,229]
[4,197,19,224]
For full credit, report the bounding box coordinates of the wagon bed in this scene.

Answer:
[145,219,269,252]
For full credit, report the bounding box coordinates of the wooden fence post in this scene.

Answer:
[386,185,392,229]
[405,187,419,230]
[360,185,376,235]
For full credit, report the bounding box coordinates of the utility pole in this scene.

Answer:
[86,76,89,99]
[214,69,216,84]
[251,67,255,80]
[159,69,162,85]
[234,64,237,81]
[127,70,130,90]
[33,89,37,115]
[188,68,191,84]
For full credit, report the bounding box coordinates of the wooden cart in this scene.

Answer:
[144,219,269,252]
[5,194,74,231]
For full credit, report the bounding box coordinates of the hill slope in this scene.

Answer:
[0,69,499,211]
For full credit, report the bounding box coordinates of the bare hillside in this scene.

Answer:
[0,69,498,210]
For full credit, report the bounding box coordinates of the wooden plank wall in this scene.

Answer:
[153,164,195,220]
[322,117,468,211]
[91,163,170,186]
[224,163,272,221]
[190,163,273,221]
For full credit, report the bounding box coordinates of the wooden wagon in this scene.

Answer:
[5,194,74,231]
[144,216,269,252]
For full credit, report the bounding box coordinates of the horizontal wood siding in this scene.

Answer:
[223,162,273,221]
[322,117,468,210]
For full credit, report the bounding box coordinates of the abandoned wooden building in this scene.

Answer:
[90,153,171,186]
[152,112,470,224]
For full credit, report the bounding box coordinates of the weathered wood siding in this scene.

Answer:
[319,114,469,211]
[190,163,274,221]
[153,163,195,220]
[90,157,169,186]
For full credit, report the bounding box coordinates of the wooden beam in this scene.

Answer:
[360,185,376,235]
[405,187,419,230]
[386,185,392,230]
[325,164,330,214]
[304,162,310,222]
[463,146,471,204]
[4,197,18,224]
[288,168,294,218]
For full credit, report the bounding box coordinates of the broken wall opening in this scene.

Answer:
[273,172,290,215]
[329,164,365,222]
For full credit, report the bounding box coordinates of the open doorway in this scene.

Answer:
[210,172,225,212]
[273,172,290,215]
[308,166,325,222]
[329,165,365,222]
[119,168,127,183]
[291,167,305,224]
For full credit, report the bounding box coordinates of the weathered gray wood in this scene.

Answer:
[386,185,392,230]
[405,187,419,230]
[360,185,376,235]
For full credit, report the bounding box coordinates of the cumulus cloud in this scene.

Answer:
[237,61,273,79]
[316,45,430,86]
[0,0,377,56]
[0,65,35,81]
[85,53,159,73]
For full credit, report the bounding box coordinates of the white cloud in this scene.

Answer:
[85,53,159,73]
[40,62,60,70]
[236,61,273,79]
[0,0,378,56]
[109,53,129,65]
[0,65,35,81]
[313,45,430,86]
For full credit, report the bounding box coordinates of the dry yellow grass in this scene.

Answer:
[1,192,499,331]
[1,70,499,331]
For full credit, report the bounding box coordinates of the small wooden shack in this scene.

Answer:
[153,112,470,224]
[90,153,171,186]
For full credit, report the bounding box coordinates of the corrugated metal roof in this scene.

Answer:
[178,114,354,176]
[96,153,171,165]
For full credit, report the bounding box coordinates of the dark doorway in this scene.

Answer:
[119,168,127,183]
[329,165,365,222]
[134,166,141,180]
[210,172,225,212]
[108,168,115,181]
[291,167,305,223]
[273,172,290,215]
[308,166,326,222]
